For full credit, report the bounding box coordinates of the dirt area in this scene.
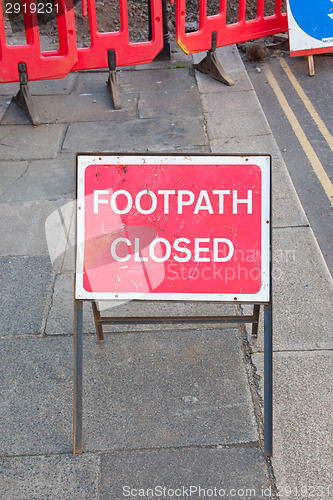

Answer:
[3,0,283,48]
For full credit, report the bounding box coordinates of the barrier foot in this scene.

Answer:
[154,40,171,61]
[13,63,41,126]
[107,50,121,110]
[153,0,171,61]
[193,32,234,86]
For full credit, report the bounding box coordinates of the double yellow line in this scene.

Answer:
[265,57,333,207]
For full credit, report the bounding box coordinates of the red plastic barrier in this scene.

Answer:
[0,0,163,84]
[175,0,288,54]
[0,0,77,83]
[73,0,164,71]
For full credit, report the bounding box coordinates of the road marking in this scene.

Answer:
[265,64,333,207]
[278,56,333,153]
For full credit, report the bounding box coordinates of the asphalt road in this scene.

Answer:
[244,51,333,277]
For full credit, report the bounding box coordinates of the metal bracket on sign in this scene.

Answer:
[193,32,234,86]
[13,63,41,126]
[106,50,122,110]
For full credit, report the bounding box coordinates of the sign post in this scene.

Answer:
[74,154,272,455]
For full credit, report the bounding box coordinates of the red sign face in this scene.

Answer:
[76,155,270,302]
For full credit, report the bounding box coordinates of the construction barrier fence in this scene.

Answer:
[0,0,288,83]
[176,0,288,54]
[0,0,163,83]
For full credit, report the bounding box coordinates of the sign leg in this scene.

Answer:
[264,301,273,456]
[92,301,104,342]
[307,54,315,77]
[73,299,83,455]
[251,304,260,338]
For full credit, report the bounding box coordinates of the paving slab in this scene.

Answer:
[44,200,75,272]
[0,337,73,456]
[73,67,197,94]
[0,82,20,97]
[2,93,138,125]
[62,117,209,153]
[0,124,66,160]
[46,273,241,335]
[250,226,333,351]
[59,209,76,272]
[29,73,78,95]
[0,256,52,337]
[0,73,78,97]
[0,453,99,500]
[0,96,11,121]
[0,199,71,257]
[0,161,28,198]
[271,153,308,228]
[138,89,202,119]
[253,351,333,495]
[200,89,262,115]
[195,68,254,94]
[72,71,109,95]
[210,133,272,154]
[100,447,270,499]
[206,109,271,140]
[0,332,257,456]
[45,273,96,334]
[1,158,75,202]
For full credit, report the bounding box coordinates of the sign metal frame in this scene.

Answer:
[73,153,273,458]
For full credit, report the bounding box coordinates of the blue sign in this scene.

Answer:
[289,0,333,41]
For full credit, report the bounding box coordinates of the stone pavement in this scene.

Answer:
[0,43,332,499]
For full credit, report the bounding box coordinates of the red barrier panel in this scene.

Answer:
[0,0,163,84]
[73,0,164,71]
[175,0,288,54]
[0,0,77,83]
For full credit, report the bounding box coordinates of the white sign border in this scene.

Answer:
[75,154,271,303]
[287,0,333,53]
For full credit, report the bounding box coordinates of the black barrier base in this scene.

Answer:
[13,63,41,126]
[148,0,171,62]
[106,50,121,110]
[73,301,273,456]
[193,32,234,86]
[154,41,171,62]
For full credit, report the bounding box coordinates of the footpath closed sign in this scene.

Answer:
[76,155,271,302]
